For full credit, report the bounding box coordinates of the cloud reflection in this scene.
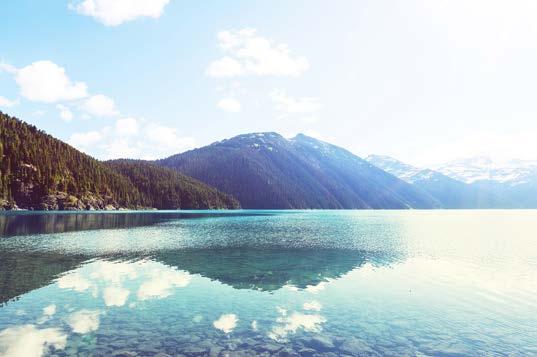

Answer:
[213,314,238,333]
[66,310,100,334]
[57,272,92,293]
[137,267,191,300]
[55,259,193,306]
[269,308,326,341]
[303,300,322,311]
[103,286,130,307]
[0,324,67,357]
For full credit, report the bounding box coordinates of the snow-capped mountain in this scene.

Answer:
[430,157,537,208]
[366,155,513,209]
[432,157,537,186]
[365,155,442,184]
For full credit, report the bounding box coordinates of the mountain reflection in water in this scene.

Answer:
[154,248,398,291]
[1,247,398,305]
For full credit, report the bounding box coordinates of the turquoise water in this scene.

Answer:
[0,210,536,356]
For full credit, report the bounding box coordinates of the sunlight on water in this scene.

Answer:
[0,210,536,356]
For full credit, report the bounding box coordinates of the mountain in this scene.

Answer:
[366,155,514,208]
[433,157,537,208]
[106,160,239,209]
[0,112,238,210]
[157,132,440,209]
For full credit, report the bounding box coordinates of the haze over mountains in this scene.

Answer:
[1,111,535,210]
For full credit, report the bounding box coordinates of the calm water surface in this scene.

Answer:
[0,210,536,356]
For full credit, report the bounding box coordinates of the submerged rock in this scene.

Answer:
[257,343,282,353]
[181,345,208,355]
[111,350,138,357]
[307,336,335,350]
[298,347,317,356]
[209,346,223,357]
[339,337,379,356]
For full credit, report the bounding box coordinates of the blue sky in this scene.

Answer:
[2,1,537,165]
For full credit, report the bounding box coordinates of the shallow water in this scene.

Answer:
[0,210,536,356]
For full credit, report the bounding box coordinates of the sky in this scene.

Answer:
[1,0,537,166]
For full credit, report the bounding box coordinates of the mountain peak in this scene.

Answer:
[158,131,438,209]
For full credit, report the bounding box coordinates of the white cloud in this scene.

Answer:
[0,62,17,74]
[68,131,103,147]
[270,90,321,114]
[15,61,88,103]
[66,310,100,334]
[67,120,195,159]
[145,124,196,152]
[0,325,67,357]
[56,104,73,122]
[102,139,141,159]
[217,97,241,112]
[206,57,243,78]
[213,314,238,333]
[115,117,139,136]
[70,0,170,26]
[81,94,119,117]
[103,286,130,307]
[0,95,17,107]
[207,28,309,77]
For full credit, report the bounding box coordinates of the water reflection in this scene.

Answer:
[0,211,269,237]
[0,210,535,356]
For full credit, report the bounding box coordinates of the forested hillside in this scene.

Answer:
[0,112,142,209]
[0,112,238,210]
[106,160,240,209]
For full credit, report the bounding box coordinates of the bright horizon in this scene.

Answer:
[2,1,537,166]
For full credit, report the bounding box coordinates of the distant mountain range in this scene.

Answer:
[432,157,537,208]
[432,157,537,184]
[366,155,537,208]
[365,155,513,208]
[1,111,535,210]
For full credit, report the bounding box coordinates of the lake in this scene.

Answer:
[0,210,536,356]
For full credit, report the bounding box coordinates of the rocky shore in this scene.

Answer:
[0,192,136,211]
